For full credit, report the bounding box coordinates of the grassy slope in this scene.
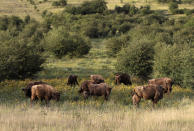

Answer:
[1,0,194,20]
[0,0,42,20]
[37,39,116,79]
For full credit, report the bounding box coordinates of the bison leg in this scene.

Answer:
[132,94,141,107]
[83,91,89,99]
[104,94,109,101]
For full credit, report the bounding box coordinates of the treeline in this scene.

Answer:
[0,0,193,89]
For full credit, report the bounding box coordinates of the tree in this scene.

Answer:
[45,27,91,58]
[116,40,154,80]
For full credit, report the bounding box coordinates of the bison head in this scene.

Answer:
[22,87,31,98]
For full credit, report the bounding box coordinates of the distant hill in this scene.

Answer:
[0,0,193,20]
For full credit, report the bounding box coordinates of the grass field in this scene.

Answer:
[0,79,194,130]
[37,39,116,79]
[0,102,194,131]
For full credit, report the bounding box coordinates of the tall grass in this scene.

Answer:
[0,100,194,131]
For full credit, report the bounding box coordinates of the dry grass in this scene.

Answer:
[0,100,194,131]
[0,0,41,20]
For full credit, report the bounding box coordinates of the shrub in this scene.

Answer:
[139,5,152,15]
[45,27,91,58]
[0,36,45,81]
[0,16,24,31]
[114,4,138,16]
[106,34,130,56]
[153,43,194,88]
[66,0,107,15]
[52,0,67,7]
[116,40,154,80]
[169,2,178,14]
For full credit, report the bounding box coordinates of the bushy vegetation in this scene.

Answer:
[66,0,107,15]
[0,16,46,81]
[116,41,154,80]
[157,0,193,4]
[153,43,194,88]
[52,0,67,7]
[44,27,91,58]
[0,1,193,89]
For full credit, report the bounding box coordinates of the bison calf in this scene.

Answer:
[90,74,105,84]
[132,84,163,107]
[148,77,173,95]
[67,75,79,86]
[115,73,132,85]
[31,84,60,105]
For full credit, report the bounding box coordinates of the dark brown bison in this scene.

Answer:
[115,73,132,85]
[148,77,173,95]
[79,81,112,100]
[78,80,93,94]
[67,75,79,86]
[31,84,60,104]
[132,84,164,107]
[22,81,46,98]
[90,74,105,84]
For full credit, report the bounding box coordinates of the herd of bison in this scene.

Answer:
[22,73,173,107]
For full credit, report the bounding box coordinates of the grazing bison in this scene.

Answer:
[84,83,112,100]
[132,84,164,107]
[148,77,173,94]
[22,81,46,98]
[78,80,93,94]
[90,75,105,84]
[79,80,112,100]
[115,73,132,85]
[67,75,79,86]
[31,84,60,104]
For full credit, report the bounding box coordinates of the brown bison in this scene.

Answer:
[31,84,60,104]
[115,73,132,85]
[22,81,46,98]
[79,81,112,100]
[148,77,173,94]
[132,84,164,107]
[90,74,105,84]
[67,75,79,86]
[78,80,93,94]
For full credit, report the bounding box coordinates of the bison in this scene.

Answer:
[132,84,164,107]
[148,77,173,95]
[78,80,93,94]
[22,81,46,98]
[79,80,112,100]
[31,84,60,105]
[90,74,105,84]
[67,75,79,86]
[115,73,132,85]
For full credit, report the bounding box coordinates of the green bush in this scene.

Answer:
[0,16,24,31]
[52,0,67,7]
[169,2,178,14]
[0,35,45,81]
[153,43,194,88]
[139,5,152,15]
[116,40,154,80]
[45,27,91,58]
[106,34,130,56]
[115,4,138,16]
[66,0,107,15]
